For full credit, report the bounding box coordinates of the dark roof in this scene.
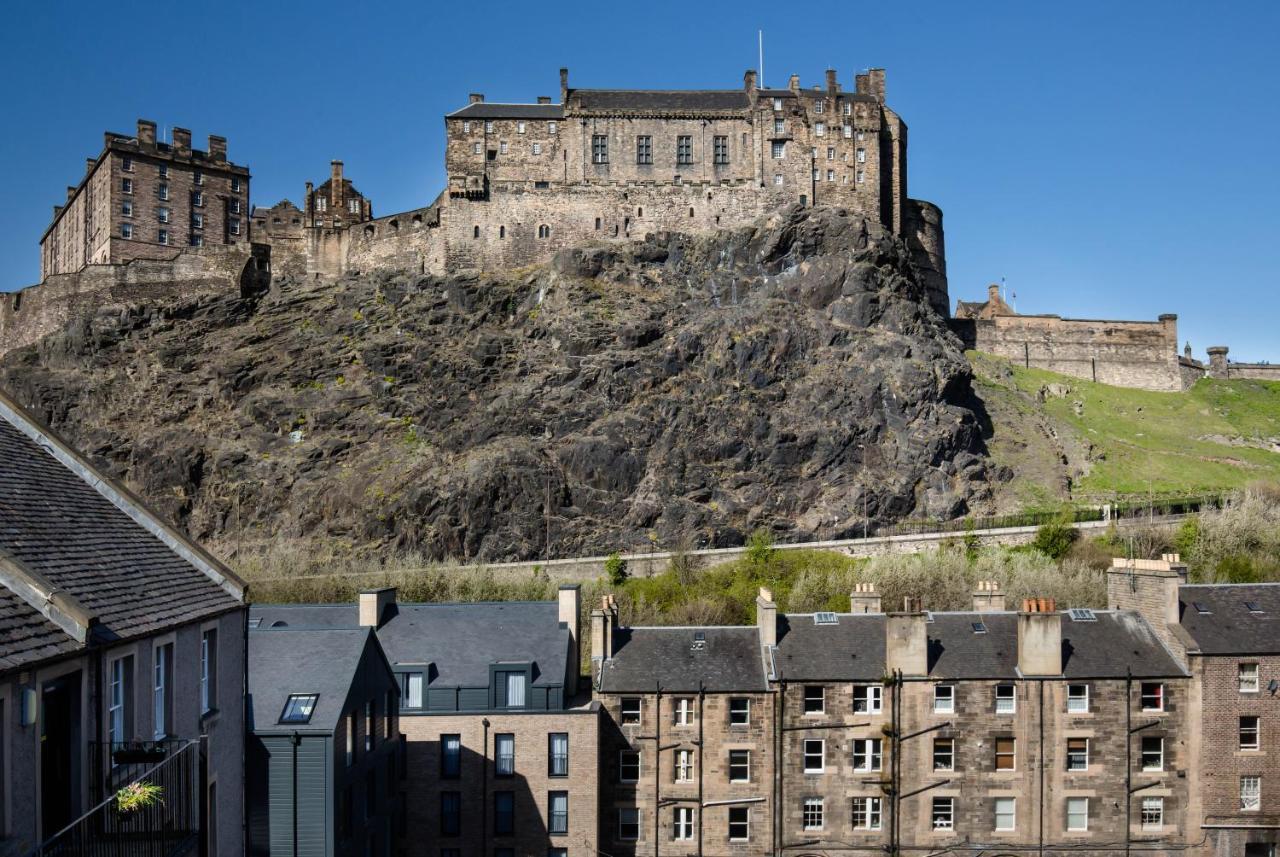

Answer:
[248,627,375,734]
[599,626,767,692]
[1179,584,1280,654]
[448,103,564,120]
[0,587,79,671]
[0,393,243,672]
[249,601,570,689]
[775,610,1185,680]
[570,89,749,113]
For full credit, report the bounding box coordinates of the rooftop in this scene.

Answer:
[1179,583,1280,655]
[248,627,386,734]
[599,625,768,692]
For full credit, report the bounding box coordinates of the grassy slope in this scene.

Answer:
[971,351,1280,504]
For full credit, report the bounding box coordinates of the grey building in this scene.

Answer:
[0,389,246,855]
[247,624,401,857]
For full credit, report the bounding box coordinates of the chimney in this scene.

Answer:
[468,93,485,104]
[1016,598,1062,676]
[558,584,582,682]
[560,67,569,103]
[86,158,96,175]
[330,160,344,209]
[825,68,838,94]
[972,580,1006,612]
[885,596,928,676]
[867,68,886,101]
[537,96,552,104]
[591,594,619,664]
[744,69,757,93]
[172,127,192,156]
[208,134,227,162]
[66,186,76,202]
[850,582,882,614]
[1207,346,1229,379]
[136,119,157,147]
[359,587,397,629]
[855,73,870,95]
[988,283,1001,302]
[1106,555,1189,662]
[53,204,64,220]
[755,587,777,648]
[788,74,801,93]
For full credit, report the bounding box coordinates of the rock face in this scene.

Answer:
[0,206,994,561]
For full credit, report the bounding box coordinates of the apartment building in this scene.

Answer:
[0,388,246,855]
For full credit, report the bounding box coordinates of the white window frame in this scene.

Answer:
[122,178,133,194]
[619,750,641,782]
[815,122,825,137]
[856,147,867,163]
[517,121,526,134]
[934,685,955,713]
[1067,684,1089,713]
[620,697,642,725]
[499,141,508,155]
[803,685,824,715]
[158,183,169,201]
[674,806,694,840]
[931,797,954,831]
[121,156,134,172]
[933,737,954,771]
[728,749,751,783]
[803,797,824,830]
[199,625,217,715]
[995,797,1016,831]
[1239,662,1260,693]
[462,120,470,133]
[121,200,133,217]
[230,217,242,237]
[1141,736,1164,771]
[152,639,173,739]
[852,738,882,772]
[1066,737,1090,771]
[854,684,882,714]
[803,739,825,773]
[472,142,482,155]
[1066,797,1089,831]
[675,749,694,782]
[728,806,750,841]
[771,141,785,159]
[121,223,133,239]
[532,142,542,155]
[995,736,1017,771]
[1240,716,1260,751]
[158,229,169,246]
[674,697,693,726]
[618,807,640,841]
[157,206,169,224]
[1141,682,1164,712]
[729,698,750,726]
[1241,775,1261,811]
[851,796,882,830]
[484,120,494,133]
[108,654,132,743]
[773,97,783,110]
[996,684,1016,714]
[1140,796,1163,831]
[773,173,784,186]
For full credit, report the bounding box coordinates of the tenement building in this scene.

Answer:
[250,585,600,857]
[39,119,250,278]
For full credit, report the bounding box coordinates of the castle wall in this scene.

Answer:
[1222,363,1280,381]
[955,313,1183,391]
[905,198,948,316]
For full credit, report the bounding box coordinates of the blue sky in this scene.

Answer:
[3,0,1277,359]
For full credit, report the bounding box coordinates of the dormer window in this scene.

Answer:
[280,693,318,724]
[499,670,526,708]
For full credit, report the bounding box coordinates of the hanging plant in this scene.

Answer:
[115,781,164,813]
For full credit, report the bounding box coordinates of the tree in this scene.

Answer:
[605,552,629,587]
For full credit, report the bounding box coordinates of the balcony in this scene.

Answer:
[34,739,203,857]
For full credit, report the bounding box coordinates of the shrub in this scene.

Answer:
[604,552,629,587]
[745,529,775,567]
[1030,520,1078,559]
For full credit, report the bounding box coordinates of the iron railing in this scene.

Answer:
[34,738,203,857]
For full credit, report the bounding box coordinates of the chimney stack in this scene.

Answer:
[1016,598,1062,676]
[591,594,619,664]
[867,68,886,101]
[207,134,227,162]
[560,67,570,103]
[755,587,777,648]
[825,68,838,94]
[744,69,757,93]
[1106,555,1189,664]
[972,580,1005,612]
[537,96,552,104]
[136,119,157,147]
[850,582,882,614]
[359,587,397,629]
[558,584,582,682]
[86,158,96,176]
[788,73,801,93]
[172,127,192,156]
[468,93,485,104]
[885,596,928,676]
[330,160,344,209]
[66,186,76,202]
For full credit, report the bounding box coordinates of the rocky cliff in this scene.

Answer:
[0,206,995,562]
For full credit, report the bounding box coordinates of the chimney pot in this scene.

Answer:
[537,96,552,104]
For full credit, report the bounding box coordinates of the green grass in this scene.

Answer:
[970,352,1280,501]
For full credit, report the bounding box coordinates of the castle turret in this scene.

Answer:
[1208,346,1229,379]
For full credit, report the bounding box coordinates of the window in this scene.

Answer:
[729,698,750,725]
[773,173,784,186]
[122,200,133,217]
[157,206,169,224]
[729,749,750,782]
[853,685,882,713]
[1241,716,1260,750]
[636,136,652,165]
[1141,796,1163,831]
[158,183,170,201]
[1141,736,1164,771]
[231,177,241,192]
[932,797,954,830]
[621,697,642,725]
[517,121,526,134]
[316,197,327,212]
[803,797,824,830]
[548,791,568,834]
[728,806,750,841]
[472,142,482,155]
[1141,683,1164,711]
[484,120,494,133]
[494,791,514,835]
[548,121,557,134]
[771,141,786,159]
[851,796,882,830]
[532,142,542,155]
[1066,797,1088,831]
[803,685,824,714]
[192,191,203,207]
[773,97,783,110]
[122,156,134,172]
[814,99,825,114]
[193,170,204,186]
[843,124,853,138]
[153,642,172,738]
[713,135,728,164]
[345,715,355,766]
[856,148,867,163]
[229,217,241,236]
[499,141,508,155]
[674,697,694,725]
[852,739,882,771]
[462,120,471,133]
[441,734,461,777]
[619,750,641,782]
[440,792,461,836]
[676,135,693,165]
[674,806,694,840]
[108,656,132,743]
[856,169,865,184]
[995,737,1016,771]
[158,164,168,178]
[773,118,786,136]
[826,169,834,181]
[934,685,955,713]
[1067,737,1089,771]
[1241,775,1261,811]
[495,733,515,776]
[591,134,608,164]
[1067,684,1089,713]
[804,739,825,773]
[815,122,825,137]
[996,684,1016,714]
[122,178,133,194]
[549,732,569,777]
[618,807,640,840]
[1240,663,1260,692]
[857,129,865,141]
[995,797,1016,831]
[399,673,423,709]
[192,212,203,230]
[197,629,217,714]
[365,699,375,750]
[230,199,241,214]
[502,672,526,708]
[827,146,835,161]
[933,737,954,771]
[675,748,694,782]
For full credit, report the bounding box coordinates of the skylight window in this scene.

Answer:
[247,617,262,628]
[280,694,319,723]
[813,612,839,626]
[1193,603,1211,615]
[1068,608,1097,622]
[972,621,987,634]
[1244,601,1264,614]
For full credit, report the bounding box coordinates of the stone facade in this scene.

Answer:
[39,120,250,280]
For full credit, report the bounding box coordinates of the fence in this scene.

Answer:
[34,738,203,857]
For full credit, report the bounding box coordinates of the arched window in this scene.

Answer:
[637,207,643,217]
[538,224,550,238]
[595,217,602,231]
[473,225,480,238]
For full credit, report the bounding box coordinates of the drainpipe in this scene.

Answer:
[290,731,300,857]
[242,607,250,856]
[1038,680,1045,857]
[1125,671,1132,857]
[481,718,490,856]
[697,684,705,857]
[891,670,902,857]
[773,680,782,857]
[654,683,662,857]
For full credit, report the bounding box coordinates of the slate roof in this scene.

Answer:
[249,601,570,689]
[570,89,749,113]
[448,103,564,120]
[1179,584,1280,654]
[598,626,767,692]
[774,610,1185,680]
[0,393,243,672]
[248,627,376,734]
